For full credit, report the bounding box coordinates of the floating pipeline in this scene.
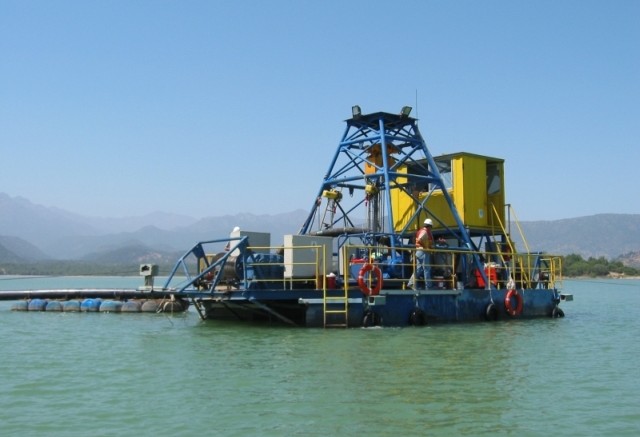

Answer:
[1,287,189,314]
[10,298,189,314]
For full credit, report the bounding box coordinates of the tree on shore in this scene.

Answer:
[563,253,640,277]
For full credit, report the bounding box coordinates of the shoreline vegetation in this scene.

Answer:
[562,253,640,278]
[0,253,638,279]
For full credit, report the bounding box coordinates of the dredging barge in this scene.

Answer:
[165,106,572,327]
[1,107,571,326]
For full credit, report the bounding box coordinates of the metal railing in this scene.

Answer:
[339,244,563,291]
[162,237,563,294]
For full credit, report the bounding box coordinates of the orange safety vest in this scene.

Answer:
[415,227,434,249]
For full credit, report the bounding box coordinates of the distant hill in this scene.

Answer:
[81,242,182,266]
[0,193,639,266]
[514,214,640,259]
[0,193,100,252]
[0,192,309,260]
[0,193,198,257]
[614,251,640,269]
[0,235,50,263]
[0,242,24,263]
[59,211,308,260]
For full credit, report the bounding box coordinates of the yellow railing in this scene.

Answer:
[341,244,563,291]
[200,242,562,293]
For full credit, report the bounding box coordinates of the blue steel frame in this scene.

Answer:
[299,110,490,286]
[163,236,249,296]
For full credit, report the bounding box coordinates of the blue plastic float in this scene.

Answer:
[27,298,47,311]
[140,300,159,312]
[11,301,28,311]
[121,300,142,313]
[99,300,123,313]
[62,300,81,312]
[45,301,63,311]
[80,298,102,312]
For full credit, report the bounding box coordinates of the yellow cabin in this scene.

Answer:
[392,152,506,235]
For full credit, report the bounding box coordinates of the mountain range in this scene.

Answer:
[1,193,639,267]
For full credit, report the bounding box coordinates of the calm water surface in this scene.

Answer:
[0,277,638,436]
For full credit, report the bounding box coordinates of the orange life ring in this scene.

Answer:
[358,263,382,296]
[504,289,523,316]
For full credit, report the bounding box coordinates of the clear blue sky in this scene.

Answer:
[1,0,638,221]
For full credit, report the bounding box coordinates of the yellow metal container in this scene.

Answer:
[392,152,505,234]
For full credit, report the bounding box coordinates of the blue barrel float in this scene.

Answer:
[9,298,187,314]
[11,301,28,311]
[121,300,142,313]
[161,300,187,312]
[45,300,63,311]
[99,300,123,313]
[140,300,159,312]
[27,298,48,311]
[62,300,81,312]
[80,298,102,312]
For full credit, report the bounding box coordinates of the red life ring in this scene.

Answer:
[504,289,523,316]
[358,263,382,296]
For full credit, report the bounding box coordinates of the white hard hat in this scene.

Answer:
[424,218,433,226]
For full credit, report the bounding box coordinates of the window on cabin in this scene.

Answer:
[436,160,453,190]
[486,163,501,195]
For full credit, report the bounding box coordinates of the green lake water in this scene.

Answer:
[0,277,638,436]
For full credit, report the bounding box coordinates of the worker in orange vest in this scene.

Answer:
[408,218,435,290]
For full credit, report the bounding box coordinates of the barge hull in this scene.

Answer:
[197,287,564,327]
